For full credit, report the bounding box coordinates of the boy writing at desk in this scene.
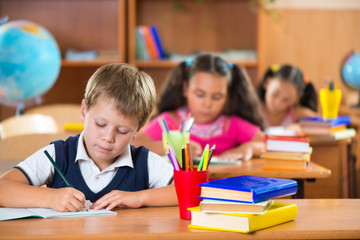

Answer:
[0,63,177,212]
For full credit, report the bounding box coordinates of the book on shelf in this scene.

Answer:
[265,135,310,153]
[149,25,165,59]
[135,27,149,60]
[299,115,351,127]
[307,128,356,142]
[188,202,297,233]
[139,25,158,60]
[262,159,309,171]
[199,199,274,214]
[261,149,311,161]
[0,207,116,221]
[199,175,298,203]
[300,124,346,135]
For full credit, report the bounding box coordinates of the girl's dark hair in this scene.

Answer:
[156,53,265,129]
[257,64,318,111]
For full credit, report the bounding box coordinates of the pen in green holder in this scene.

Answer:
[162,131,190,168]
[320,81,342,119]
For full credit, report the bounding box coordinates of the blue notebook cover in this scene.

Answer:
[199,175,298,203]
[300,115,350,126]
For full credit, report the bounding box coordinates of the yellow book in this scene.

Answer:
[261,149,311,161]
[188,202,297,233]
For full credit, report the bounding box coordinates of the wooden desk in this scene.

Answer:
[0,158,331,199]
[0,199,359,240]
[209,158,331,199]
[309,139,353,198]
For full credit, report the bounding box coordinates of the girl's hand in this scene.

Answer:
[218,142,254,162]
[189,140,203,157]
[48,187,86,212]
[91,190,143,211]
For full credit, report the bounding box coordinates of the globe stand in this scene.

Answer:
[16,102,25,115]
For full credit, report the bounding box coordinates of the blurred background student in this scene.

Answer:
[132,53,265,162]
[257,64,318,134]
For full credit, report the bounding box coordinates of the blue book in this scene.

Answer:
[199,175,298,203]
[299,115,351,127]
[149,25,165,59]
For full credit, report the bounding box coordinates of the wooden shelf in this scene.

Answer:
[134,59,258,69]
[0,0,126,66]
[0,0,126,120]
[127,0,260,83]
[61,59,124,67]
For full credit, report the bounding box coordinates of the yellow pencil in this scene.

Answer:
[202,144,210,171]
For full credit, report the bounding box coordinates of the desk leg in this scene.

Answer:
[293,179,304,199]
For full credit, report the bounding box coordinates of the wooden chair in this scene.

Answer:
[0,114,58,139]
[25,104,82,132]
[0,133,71,161]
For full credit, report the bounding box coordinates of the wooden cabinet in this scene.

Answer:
[127,0,261,88]
[0,0,126,120]
[0,0,260,119]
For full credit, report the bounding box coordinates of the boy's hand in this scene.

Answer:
[48,187,86,212]
[91,190,143,211]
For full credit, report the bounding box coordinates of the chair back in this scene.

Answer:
[0,133,71,161]
[25,104,81,132]
[0,114,58,139]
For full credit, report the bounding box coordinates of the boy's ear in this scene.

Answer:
[80,99,86,122]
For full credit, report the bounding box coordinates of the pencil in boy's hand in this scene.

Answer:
[44,150,73,188]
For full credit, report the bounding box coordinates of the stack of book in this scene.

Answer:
[262,135,311,171]
[299,115,355,141]
[136,25,165,60]
[188,175,298,233]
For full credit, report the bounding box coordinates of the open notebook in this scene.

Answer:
[0,207,116,221]
[193,156,242,165]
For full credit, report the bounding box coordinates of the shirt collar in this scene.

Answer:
[75,132,134,170]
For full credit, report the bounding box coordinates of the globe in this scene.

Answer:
[342,52,360,90]
[0,20,61,103]
[341,52,360,107]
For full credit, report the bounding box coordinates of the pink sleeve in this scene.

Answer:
[142,112,179,141]
[230,116,261,143]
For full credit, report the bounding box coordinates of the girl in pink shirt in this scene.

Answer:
[132,53,265,162]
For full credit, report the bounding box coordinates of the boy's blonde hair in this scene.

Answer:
[84,63,156,127]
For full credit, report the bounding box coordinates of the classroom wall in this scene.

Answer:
[257,0,360,109]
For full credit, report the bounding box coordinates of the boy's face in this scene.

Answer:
[81,97,139,169]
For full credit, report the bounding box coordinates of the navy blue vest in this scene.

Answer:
[49,135,149,202]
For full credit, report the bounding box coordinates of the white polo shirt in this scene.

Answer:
[17,132,174,193]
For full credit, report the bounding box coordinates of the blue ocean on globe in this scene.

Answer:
[342,52,360,90]
[0,20,61,102]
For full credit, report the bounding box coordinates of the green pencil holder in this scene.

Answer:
[162,131,190,167]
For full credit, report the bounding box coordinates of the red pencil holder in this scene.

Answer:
[174,169,209,220]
